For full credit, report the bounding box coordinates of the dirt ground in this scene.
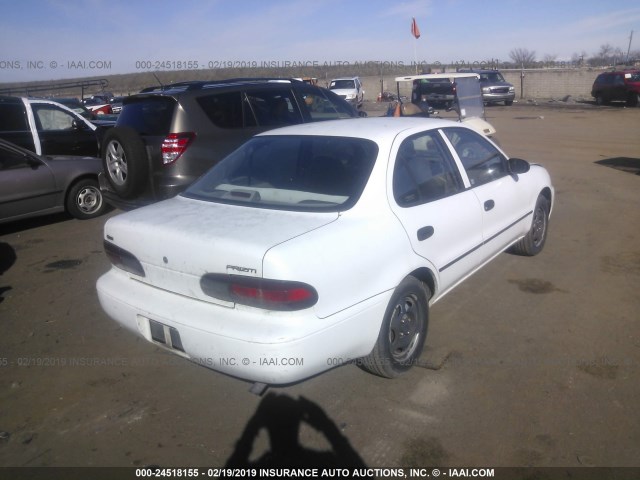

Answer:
[0,101,639,473]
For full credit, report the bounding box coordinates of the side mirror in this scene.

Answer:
[72,119,87,130]
[509,157,530,174]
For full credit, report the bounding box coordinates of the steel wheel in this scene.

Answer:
[531,201,548,248]
[75,184,102,214]
[510,194,550,256]
[361,276,430,378]
[388,293,422,363]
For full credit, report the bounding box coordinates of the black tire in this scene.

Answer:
[102,127,148,198]
[595,94,605,106]
[362,276,430,378]
[626,93,639,107]
[65,178,110,220]
[510,195,550,256]
[505,100,513,106]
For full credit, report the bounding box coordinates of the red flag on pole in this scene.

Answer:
[411,17,421,39]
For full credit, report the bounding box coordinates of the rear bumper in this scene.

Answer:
[96,268,389,385]
[98,172,188,210]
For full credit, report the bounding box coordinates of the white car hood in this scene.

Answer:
[103,196,338,302]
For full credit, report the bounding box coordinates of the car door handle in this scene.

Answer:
[484,200,495,211]
[417,226,434,241]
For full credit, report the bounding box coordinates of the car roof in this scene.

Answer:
[256,117,466,142]
[396,73,480,82]
[138,78,305,95]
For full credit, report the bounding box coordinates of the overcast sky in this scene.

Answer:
[1,0,638,83]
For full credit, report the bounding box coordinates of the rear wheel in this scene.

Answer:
[66,178,110,220]
[361,276,429,378]
[510,195,550,256]
[102,127,148,198]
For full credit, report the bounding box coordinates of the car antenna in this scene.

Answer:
[152,72,164,90]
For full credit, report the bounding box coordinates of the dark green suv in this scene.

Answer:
[100,78,362,209]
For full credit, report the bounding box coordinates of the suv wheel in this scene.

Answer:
[102,127,148,198]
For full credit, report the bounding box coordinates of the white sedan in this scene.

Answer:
[97,117,553,385]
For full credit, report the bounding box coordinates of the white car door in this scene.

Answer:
[441,127,533,259]
[388,129,484,297]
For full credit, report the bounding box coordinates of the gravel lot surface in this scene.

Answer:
[1,101,639,472]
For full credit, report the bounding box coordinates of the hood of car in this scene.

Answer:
[103,195,339,304]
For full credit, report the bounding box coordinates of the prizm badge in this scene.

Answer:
[226,265,257,274]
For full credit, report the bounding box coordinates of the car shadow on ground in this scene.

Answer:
[595,157,640,175]
[0,212,71,236]
[225,393,369,472]
[0,241,16,304]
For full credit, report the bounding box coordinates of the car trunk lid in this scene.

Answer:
[103,195,338,305]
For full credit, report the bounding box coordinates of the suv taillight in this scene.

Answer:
[161,132,195,165]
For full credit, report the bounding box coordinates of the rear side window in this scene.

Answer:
[118,96,175,135]
[244,89,302,126]
[0,104,29,131]
[197,92,252,129]
[393,131,463,206]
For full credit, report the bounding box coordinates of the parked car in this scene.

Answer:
[97,117,554,386]
[411,75,456,109]
[83,96,113,115]
[100,78,363,209]
[328,77,364,107]
[591,70,640,106]
[47,97,118,127]
[397,73,497,139]
[0,138,110,223]
[458,69,515,105]
[109,96,126,114]
[0,96,110,157]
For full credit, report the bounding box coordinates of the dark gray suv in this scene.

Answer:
[100,78,362,208]
[459,69,515,106]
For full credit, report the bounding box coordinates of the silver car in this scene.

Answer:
[0,139,110,224]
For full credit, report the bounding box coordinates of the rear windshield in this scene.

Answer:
[183,135,378,212]
[117,96,175,135]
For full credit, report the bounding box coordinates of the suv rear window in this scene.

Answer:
[118,96,175,135]
[183,135,378,212]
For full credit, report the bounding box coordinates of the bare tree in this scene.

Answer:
[598,43,614,58]
[509,48,536,67]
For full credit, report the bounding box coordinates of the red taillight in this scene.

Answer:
[161,132,195,165]
[200,274,318,311]
[104,240,145,277]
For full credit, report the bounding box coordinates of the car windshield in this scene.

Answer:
[330,80,355,89]
[480,72,505,82]
[183,135,378,212]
